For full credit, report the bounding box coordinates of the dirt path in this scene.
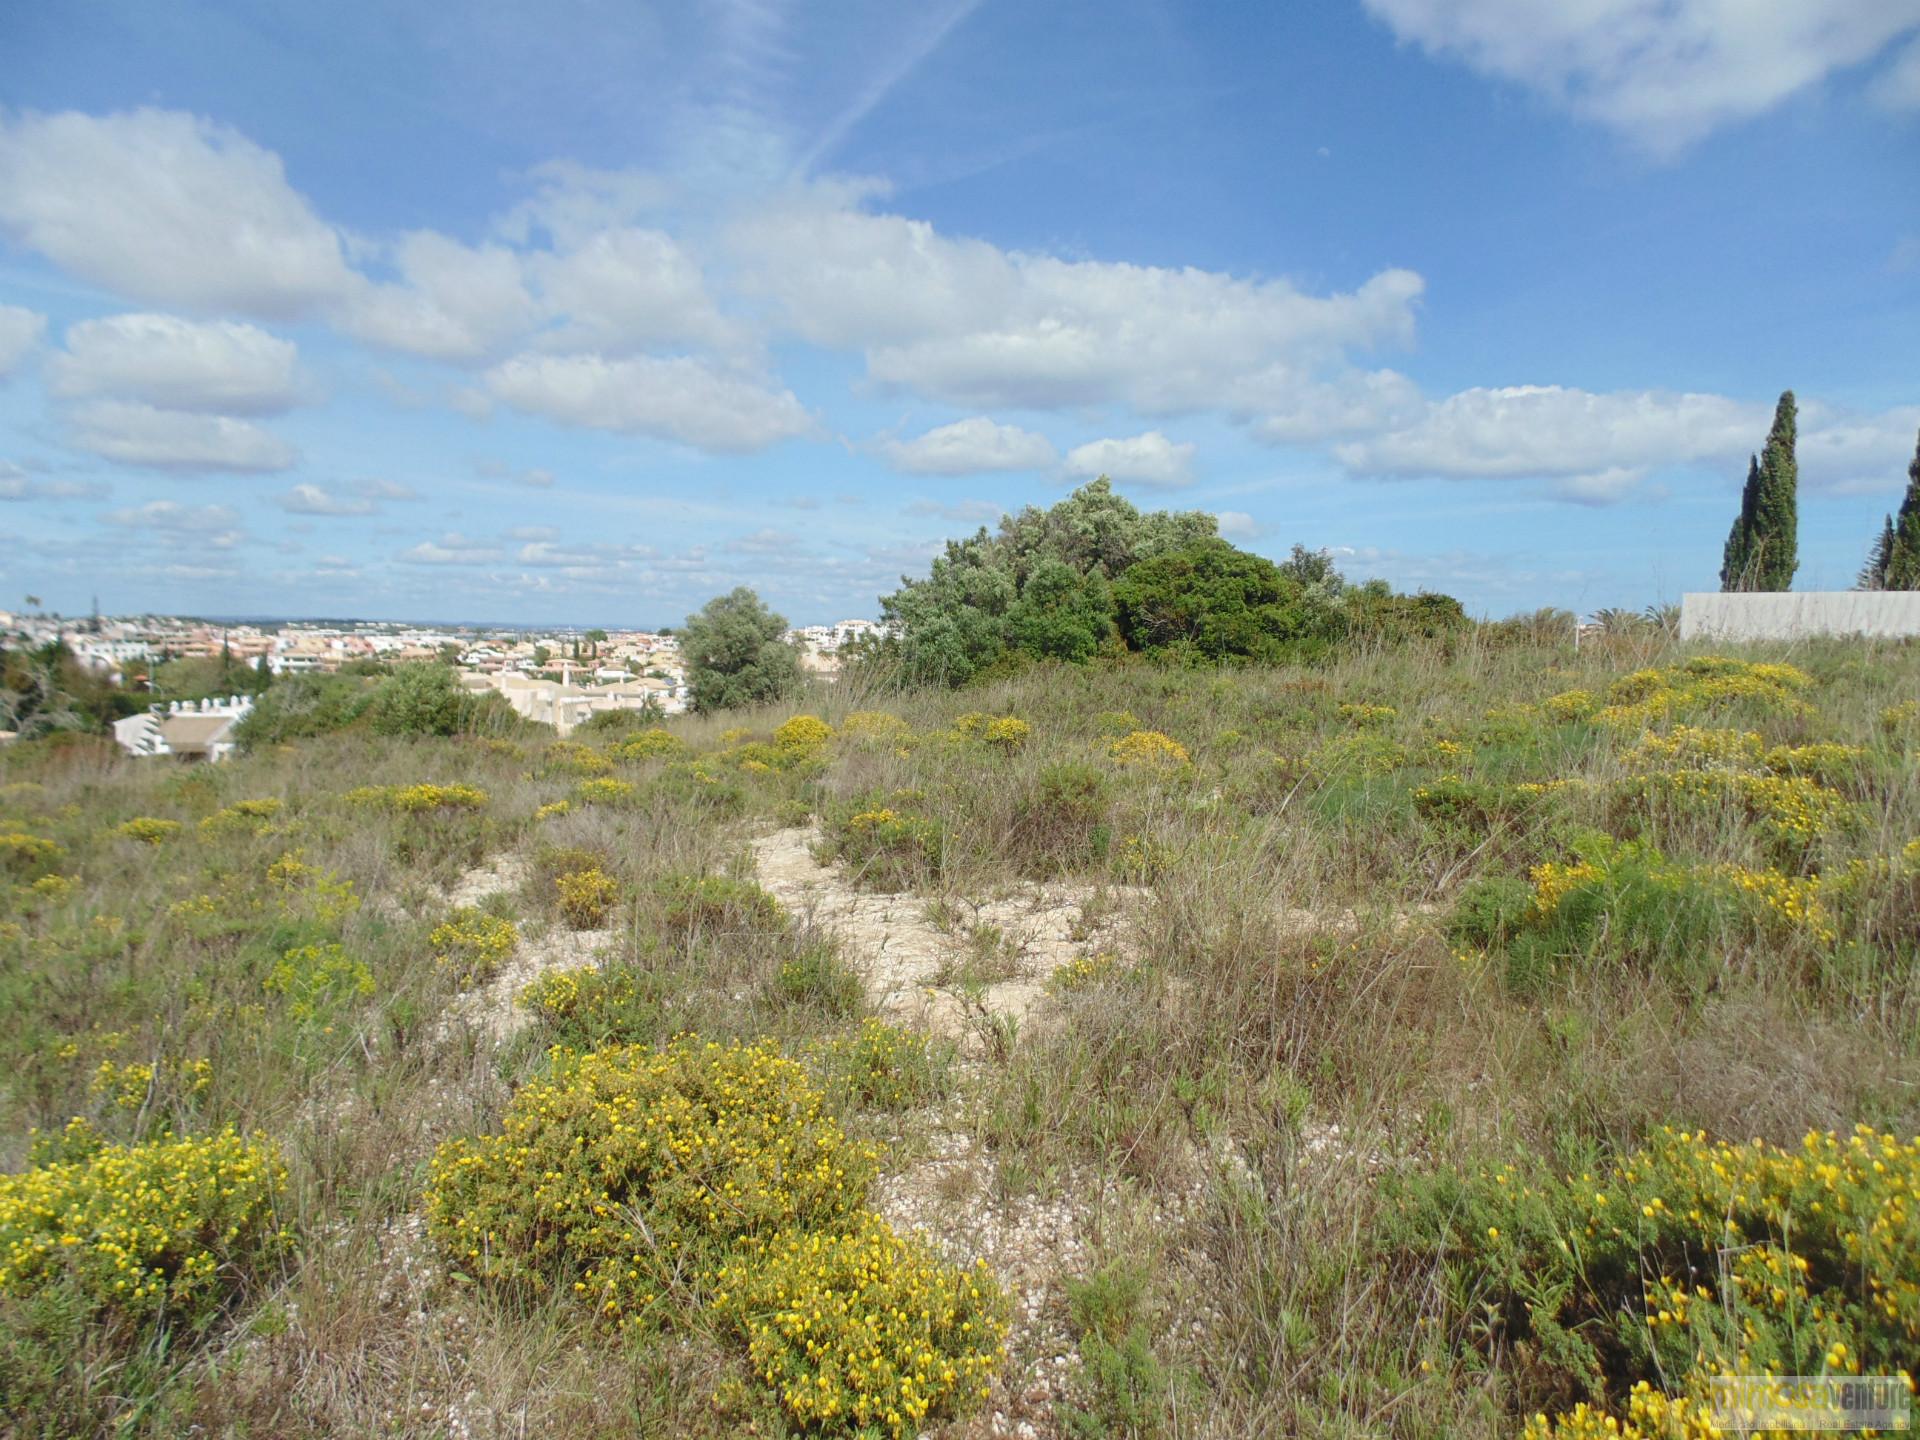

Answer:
[434,853,615,1042]
[750,826,1137,1053]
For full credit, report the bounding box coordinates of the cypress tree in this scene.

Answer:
[1720,454,1761,591]
[1750,391,1798,590]
[1858,515,1894,590]
[1887,427,1920,591]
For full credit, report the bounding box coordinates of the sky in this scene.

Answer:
[1,0,1918,627]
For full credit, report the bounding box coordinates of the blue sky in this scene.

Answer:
[2,0,1917,626]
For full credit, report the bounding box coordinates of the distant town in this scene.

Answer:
[0,606,887,758]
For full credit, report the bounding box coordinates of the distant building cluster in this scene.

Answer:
[1,606,884,756]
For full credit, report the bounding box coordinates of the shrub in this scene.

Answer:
[540,741,614,777]
[198,797,283,834]
[263,942,377,1022]
[0,1128,288,1328]
[424,1037,881,1325]
[429,909,518,985]
[363,662,478,737]
[981,715,1031,751]
[534,799,571,821]
[1396,1125,1920,1434]
[0,831,64,874]
[608,727,683,761]
[832,806,942,891]
[840,710,909,741]
[345,783,489,812]
[660,873,787,938]
[575,776,637,806]
[773,945,864,1017]
[1109,730,1190,769]
[517,967,660,1048]
[1610,768,1859,852]
[112,816,181,844]
[556,866,619,929]
[712,1211,1005,1435]
[816,1019,942,1109]
[774,714,833,751]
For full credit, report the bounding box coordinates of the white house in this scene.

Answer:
[111,695,254,762]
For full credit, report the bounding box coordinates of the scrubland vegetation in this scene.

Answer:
[3,629,1918,1438]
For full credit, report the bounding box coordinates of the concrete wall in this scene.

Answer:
[1680,592,1920,642]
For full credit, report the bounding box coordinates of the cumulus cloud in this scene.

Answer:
[1214,510,1263,540]
[277,483,375,516]
[0,305,47,379]
[49,313,301,414]
[881,416,1056,474]
[0,463,106,503]
[1872,33,1920,108]
[399,533,504,565]
[1336,385,1920,501]
[728,181,1423,424]
[527,226,746,357]
[0,108,356,316]
[68,400,296,472]
[340,231,540,363]
[483,352,816,452]
[1362,0,1920,154]
[1063,430,1196,488]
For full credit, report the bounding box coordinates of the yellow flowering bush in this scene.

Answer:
[430,908,518,985]
[1612,768,1859,850]
[88,1056,213,1110]
[832,806,942,890]
[1403,1125,1920,1436]
[0,1128,289,1327]
[1580,659,1813,730]
[517,966,657,1048]
[345,782,489,811]
[0,831,64,873]
[556,865,619,928]
[1049,951,1122,991]
[1542,689,1597,722]
[775,714,834,751]
[575,776,637,805]
[263,942,376,1021]
[540,740,613,776]
[609,727,684,761]
[1336,702,1396,726]
[981,715,1031,752]
[1109,730,1190,769]
[535,799,572,821]
[198,797,283,834]
[425,1035,1001,1436]
[112,816,182,844]
[814,1020,941,1111]
[424,1037,880,1323]
[712,1212,1006,1436]
[839,710,909,741]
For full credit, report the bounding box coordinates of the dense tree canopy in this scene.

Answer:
[681,587,802,713]
[873,479,1462,686]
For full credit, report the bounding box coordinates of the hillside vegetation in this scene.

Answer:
[2,633,1917,1437]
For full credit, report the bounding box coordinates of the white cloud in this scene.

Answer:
[356,478,418,501]
[1215,510,1262,540]
[68,400,295,472]
[0,463,107,503]
[1063,430,1196,488]
[340,231,539,363]
[905,497,1004,524]
[728,181,1422,424]
[0,305,47,379]
[103,499,242,534]
[399,533,504,565]
[882,416,1056,474]
[483,352,816,452]
[0,108,355,317]
[1363,0,1920,154]
[277,483,374,516]
[528,226,744,357]
[49,313,300,414]
[1872,33,1920,108]
[1337,385,1920,501]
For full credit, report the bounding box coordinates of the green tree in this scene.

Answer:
[1887,428,1920,591]
[1751,391,1798,590]
[1858,515,1895,590]
[585,628,608,659]
[364,662,475,737]
[1112,539,1328,662]
[681,587,801,713]
[1721,455,1762,591]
